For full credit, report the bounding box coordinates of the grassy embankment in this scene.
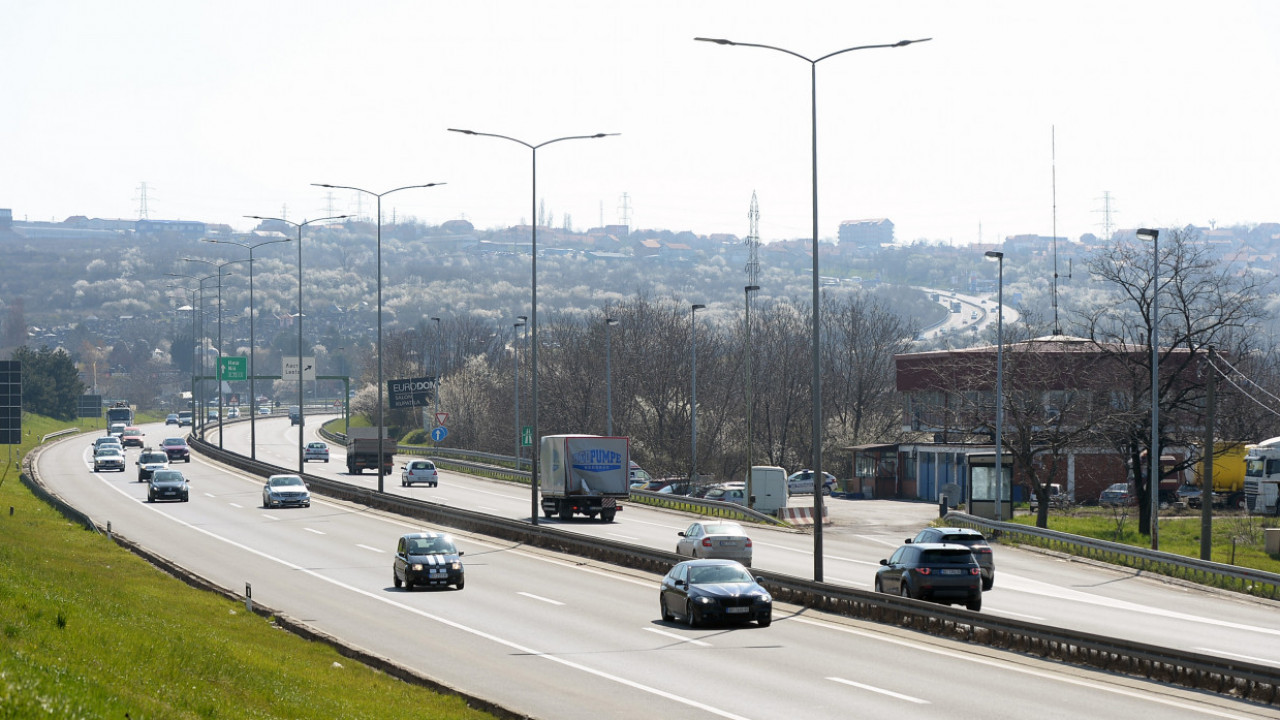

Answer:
[0,413,499,719]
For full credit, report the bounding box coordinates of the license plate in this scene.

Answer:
[717,540,738,547]
[940,569,964,575]
[429,570,446,578]
[726,606,750,614]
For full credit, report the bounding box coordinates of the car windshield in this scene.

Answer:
[704,524,745,535]
[920,549,975,564]
[688,564,753,584]
[163,438,185,446]
[153,471,183,482]
[940,534,983,545]
[141,453,168,463]
[271,476,304,487]
[410,538,455,554]
[96,448,121,456]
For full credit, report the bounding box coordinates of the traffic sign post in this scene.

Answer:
[431,426,448,443]
[521,425,533,447]
[219,356,248,381]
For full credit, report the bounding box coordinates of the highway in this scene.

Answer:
[35,419,1280,720]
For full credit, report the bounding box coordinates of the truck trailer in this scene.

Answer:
[1188,444,1250,510]
[1243,438,1280,516]
[345,427,396,475]
[539,434,630,522]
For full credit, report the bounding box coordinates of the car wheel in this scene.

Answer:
[601,510,616,522]
[454,577,465,591]
[686,602,700,628]
[900,581,912,599]
[982,576,994,591]
[966,595,982,612]
[660,596,674,622]
[393,572,402,589]
[757,612,772,628]
[874,577,884,593]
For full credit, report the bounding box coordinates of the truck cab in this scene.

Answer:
[1244,439,1280,516]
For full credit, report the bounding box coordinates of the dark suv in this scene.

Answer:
[907,527,995,590]
[876,542,983,611]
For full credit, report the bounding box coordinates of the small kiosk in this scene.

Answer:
[966,451,1013,521]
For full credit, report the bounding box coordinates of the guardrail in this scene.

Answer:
[944,511,1280,600]
[41,428,79,443]
[181,434,1279,705]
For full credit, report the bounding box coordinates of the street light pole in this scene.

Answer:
[431,316,442,422]
[1138,227,1161,550]
[744,285,760,506]
[183,257,246,448]
[691,303,706,485]
[985,250,1005,520]
[448,128,617,525]
[605,316,619,436]
[210,233,292,460]
[514,319,525,465]
[696,35,929,581]
[311,184,442,492]
[165,282,202,418]
[247,214,350,472]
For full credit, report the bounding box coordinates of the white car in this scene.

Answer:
[676,521,753,566]
[262,474,310,508]
[93,447,126,472]
[401,459,439,487]
[303,441,329,463]
[227,407,241,419]
[786,470,837,496]
[135,449,171,482]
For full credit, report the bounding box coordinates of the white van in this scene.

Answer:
[745,466,788,513]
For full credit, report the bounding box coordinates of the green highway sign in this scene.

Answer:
[521,425,533,447]
[219,356,248,381]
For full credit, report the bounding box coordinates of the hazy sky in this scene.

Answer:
[5,1,1279,244]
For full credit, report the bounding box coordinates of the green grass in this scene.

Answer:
[0,413,499,720]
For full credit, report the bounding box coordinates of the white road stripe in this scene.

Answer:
[228,502,242,508]
[607,532,639,540]
[828,677,929,704]
[357,544,383,553]
[644,627,712,647]
[518,592,565,606]
[304,527,325,535]
[261,513,279,520]
[1196,647,1279,665]
[987,607,1044,621]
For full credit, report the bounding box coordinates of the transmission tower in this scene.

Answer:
[134,181,153,219]
[745,191,761,285]
[617,192,632,233]
[323,190,338,219]
[1094,190,1118,241]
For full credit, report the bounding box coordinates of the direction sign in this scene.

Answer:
[430,426,448,442]
[521,425,533,447]
[282,357,316,382]
[219,356,248,381]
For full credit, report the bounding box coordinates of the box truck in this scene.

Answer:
[540,434,630,522]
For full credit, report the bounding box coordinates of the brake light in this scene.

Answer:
[970,568,981,575]
[744,538,752,547]
[917,568,932,575]
[701,538,713,547]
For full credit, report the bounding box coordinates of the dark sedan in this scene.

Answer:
[659,559,772,628]
[147,469,189,503]
[159,437,191,463]
[393,533,465,590]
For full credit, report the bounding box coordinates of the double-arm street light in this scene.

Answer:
[165,281,206,415]
[247,214,351,473]
[690,303,706,486]
[448,128,617,525]
[211,232,293,460]
[182,257,247,447]
[984,251,1005,520]
[695,34,930,581]
[311,184,443,492]
[744,285,760,506]
[1137,227,1161,550]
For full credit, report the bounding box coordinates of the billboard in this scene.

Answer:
[387,376,435,409]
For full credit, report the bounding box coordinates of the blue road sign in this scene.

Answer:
[431,426,448,442]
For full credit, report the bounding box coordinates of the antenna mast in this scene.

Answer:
[745,191,760,285]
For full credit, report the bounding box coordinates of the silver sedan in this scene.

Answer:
[675,521,753,567]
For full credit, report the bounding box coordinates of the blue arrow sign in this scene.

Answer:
[431,426,448,442]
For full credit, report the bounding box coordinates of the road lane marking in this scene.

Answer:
[262,513,279,520]
[518,592,564,606]
[228,502,242,508]
[607,532,639,540]
[1196,648,1279,665]
[357,544,383,553]
[644,627,711,647]
[825,576,870,588]
[827,677,928,704]
[986,607,1044,622]
[304,527,325,535]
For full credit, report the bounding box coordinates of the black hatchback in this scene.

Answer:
[907,527,995,590]
[393,533,465,591]
[876,543,983,611]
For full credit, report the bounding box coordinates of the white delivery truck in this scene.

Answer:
[745,466,788,514]
[540,434,630,522]
[1243,437,1280,515]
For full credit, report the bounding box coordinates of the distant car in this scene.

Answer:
[107,422,127,438]
[401,459,439,487]
[206,409,219,421]
[704,482,748,506]
[227,407,241,419]
[629,461,653,486]
[93,446,126,472]
[262,474,310,508]
[786,469,836,495]
[258,406,272,415]
[876,542,983,611]
[659,559,772,628]
[159,437,191,463]
[92,436,123,453]
[135,449,171,482]
[1176,483,1203,508]
[908,527,995,590]
[120,426,145,448]
[1099,482,1135,506]
[393,532,464,590]
[303,441,330,463]
[1028,483,1067,511]
[147,469,189,503]
[177,411,193,427]
[676,521,753,566]
[165,413,180,425]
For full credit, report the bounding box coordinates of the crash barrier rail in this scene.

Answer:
[319,426,531,471]
[21,441,99,534]
[944,511,1280,600]
[41,428,79,442]
[627,488,790,526]
[179,435,1280,705]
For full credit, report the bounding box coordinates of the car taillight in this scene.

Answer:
[917,568,932,575]
[744,539,752,547]
[975,546,991,554]
[970,568,981,575]
[701,538,713,547]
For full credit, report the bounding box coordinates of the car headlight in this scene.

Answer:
[757,594,772,604]
[411,563,424,571]
[694,596,715,605]
[449,562,462,571]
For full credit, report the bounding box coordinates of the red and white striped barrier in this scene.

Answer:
[778,506,829,525]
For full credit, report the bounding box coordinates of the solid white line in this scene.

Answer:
[987,608,1044,622]
[1196,647,1279,665]
[644,627,711,647]
[356,544,383,553]
[518,592,565,606]
[824,576,870,588]
[607,532,639,540]
[304,527,325,535]
[827,677,929,704]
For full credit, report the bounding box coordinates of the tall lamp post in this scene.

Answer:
[696,34,930,581]
[744,285,760,506]
[311,184,441,492]
[605,316,619,435]
[431,316,442,421]
[513,318,526,466]
[448,127,617,525]
[166,283,201,416]
[984,251,1005,520]
[690,303,706,485]
[210,232,292,460]
[247,214,351,472]
[1137,227,1161,550]
[167,272,218,419]
[183,257,246,447]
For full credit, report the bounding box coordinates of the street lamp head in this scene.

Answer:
[984,250,1004,261]
[694,37,735,45]
[517,315,528,323]
[446,128,477,136]
[745,285,761,293]
[1136,228,1159,242]
[895,38,933,47]
[692,304,706,312]
[605,318,619,326]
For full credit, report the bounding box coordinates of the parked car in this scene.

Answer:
[1099,482,1135,506]
[401,459,439,487]
[1176,483,1203,508]
[659,559,772,627]
[93,446,126,472]
[876,542,983,611]
[704,482,748,505]
[262,474,310,508]
[120,426,145,448]
[303,441,330,463]
[786,469,837,495]
[159,437,191,463]
[1028,483,1067,511]
[147,469,190,503]
[676,521,753,566]
[907,527,995,590]
[206,409,219,421]
[393,532,464,590]
[165,413,180,425]
[135,449,171,482]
